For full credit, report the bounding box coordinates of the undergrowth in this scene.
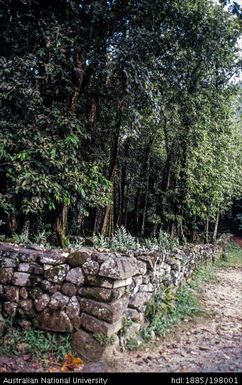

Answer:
[0,326,72,363]
[93,332,115,346]
[93,226,179,252]
[215,241,242,268]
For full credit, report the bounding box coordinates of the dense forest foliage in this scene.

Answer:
[0,0,241,247]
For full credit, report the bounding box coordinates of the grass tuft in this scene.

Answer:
[0,327,72,362]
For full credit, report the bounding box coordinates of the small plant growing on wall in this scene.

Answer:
[125,338,141,351]
[93,332,115,346]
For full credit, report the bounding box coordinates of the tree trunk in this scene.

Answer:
[124,185,130,230]
[101,122,120,236]
[71,53,85,113]
[179,220,187,243]
[55,205,68,247]
[8,213,17,234]
[212,211,220,242]
[134,187,141,235]
[141,159,150,237]
[94,208,103,234]
[118,165,126,227]
[133,133,156,235]
[101,200,114,237]
[205,219,209,243]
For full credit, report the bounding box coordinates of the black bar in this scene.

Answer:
[0,372,241,385]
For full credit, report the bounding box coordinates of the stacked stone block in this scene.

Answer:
[0,240,224,360]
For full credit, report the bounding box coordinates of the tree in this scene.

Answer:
[0,0,241,244]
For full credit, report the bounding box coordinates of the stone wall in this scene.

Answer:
[0,240,225,361]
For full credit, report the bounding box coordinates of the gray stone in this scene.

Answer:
[12,272,30,286]
[82,260,99,275]
[98,258,119,279]
[137,255,155,270]
[67,248,92,266]
[0,268,14,284]
[39,252,68,265]
[85,275,113,288]
[19,253,39,262]
[49,292,69,310]
[65,296,80,319]
[166,256,181,271]
[80,313,123,336]
[1,257,18,268]
[99,257,138,279]
[19,287,28,299]
[129,292,153,311]
[78,286,125,303]
[18,263,31,272]
[66,267,84,286]
[29,287,43,300]
[38,310,73,332]
[139,283,154,292]
[136,260,147,275]
[5,286,19,302]
[34,294,50,312]
[18,262,43,275]
[61,282,77,296]
[44,264,69,284]
[91,252,110,264]
[29,275,42,287]
[133,276,143,287]
[71,316,82,330]
[41,280,61,294]
[79,297,128,323]
[43,264,52,271]
[19,299,34,314]
[126,308,144,323]
[112,277,132,288]
[72,329,119,362]
[3,301,17,316]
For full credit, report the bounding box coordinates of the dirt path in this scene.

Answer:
[0,266,241,373]
[110,267,242,372]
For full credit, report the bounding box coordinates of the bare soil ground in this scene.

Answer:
[0,262,241,373]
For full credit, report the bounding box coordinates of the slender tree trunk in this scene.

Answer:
[141,159,150,237]
[94,208,103,234]
[55,205,68,247]
[101,123,120,236]
[179,220,187,243]
[71,53,85,113]
[124,185,130,230]
[101,199,114,237]
[152,223,158,237]
[119,165,126,226]
[54,54,85,244]
[133,133,156,235]
[88,96,98,126]
[134,187,141,235]
[212,211,220,242]
[8,214,17,234]
[205,219,209,243]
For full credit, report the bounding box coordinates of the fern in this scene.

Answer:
[93,227,178,252]
[110,226,140,252]
[143,230,179,252]
[93,233,110,249]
